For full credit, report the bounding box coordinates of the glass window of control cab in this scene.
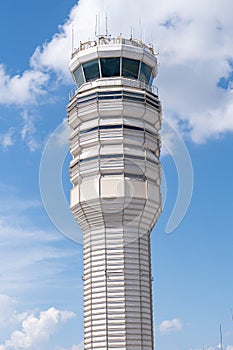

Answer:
[83,59,100,82]
[73,57,154,87]
[139,62,153,85]
[122,58,140,79]
[100,58,120,77]
[73,65,85,87]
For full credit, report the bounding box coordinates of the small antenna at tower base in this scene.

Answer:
[219,324,223,350]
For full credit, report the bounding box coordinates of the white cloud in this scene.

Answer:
[0,295,27,327]
[0,111,43,152]
[0,128,15,149]
[0,64,49,106]
[226,346,233,350]
[158,318,183,334]
[0,307,75,350]
[20,110,41,152]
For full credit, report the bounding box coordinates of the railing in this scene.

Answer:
[68,78,158,101]
[71,35,155,58]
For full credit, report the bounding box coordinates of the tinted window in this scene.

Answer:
[73,65,85,87]
[149,75,153,86]
[83,59,100,82]
[100,58,120,77]
[122,58,140,79]
[139,62,152,85]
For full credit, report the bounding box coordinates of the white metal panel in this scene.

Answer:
[100,177,124,198]
[70,186,79,207]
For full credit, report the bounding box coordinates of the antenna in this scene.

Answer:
[139,17,142,42]
[143,29,146,44]
[132,26,135,39]
[98,13,100,37]
[95,12,110,39]
[71,25,74,54]
[219,324,223,350]
[105,12,109,37]
[130,25,133,39]
[95,14,98,37]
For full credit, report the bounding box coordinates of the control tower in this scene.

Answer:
[67,35,162,350]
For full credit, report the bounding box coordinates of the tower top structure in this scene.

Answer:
[69,35,158,98]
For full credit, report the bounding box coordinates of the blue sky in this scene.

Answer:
[0,1,233,349]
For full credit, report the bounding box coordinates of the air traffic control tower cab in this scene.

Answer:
[70,36,157,92]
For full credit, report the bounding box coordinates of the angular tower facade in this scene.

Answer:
[67,35,162,350]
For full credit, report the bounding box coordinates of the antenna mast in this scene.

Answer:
[130,25,133,39]
[139,17,142,42]
[98,13,100,37]
[105,12,109,37]
[219,324,223,350]
[95,14,98,37]
[71,25,74,54]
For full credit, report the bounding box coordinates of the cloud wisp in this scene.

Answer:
[0,295,27,328]
[158,318,183,335]
[0,128,15,150]
[20,110,41,152]
[188,346,233,350]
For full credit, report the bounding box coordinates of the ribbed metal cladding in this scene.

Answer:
[67,37,162,350]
